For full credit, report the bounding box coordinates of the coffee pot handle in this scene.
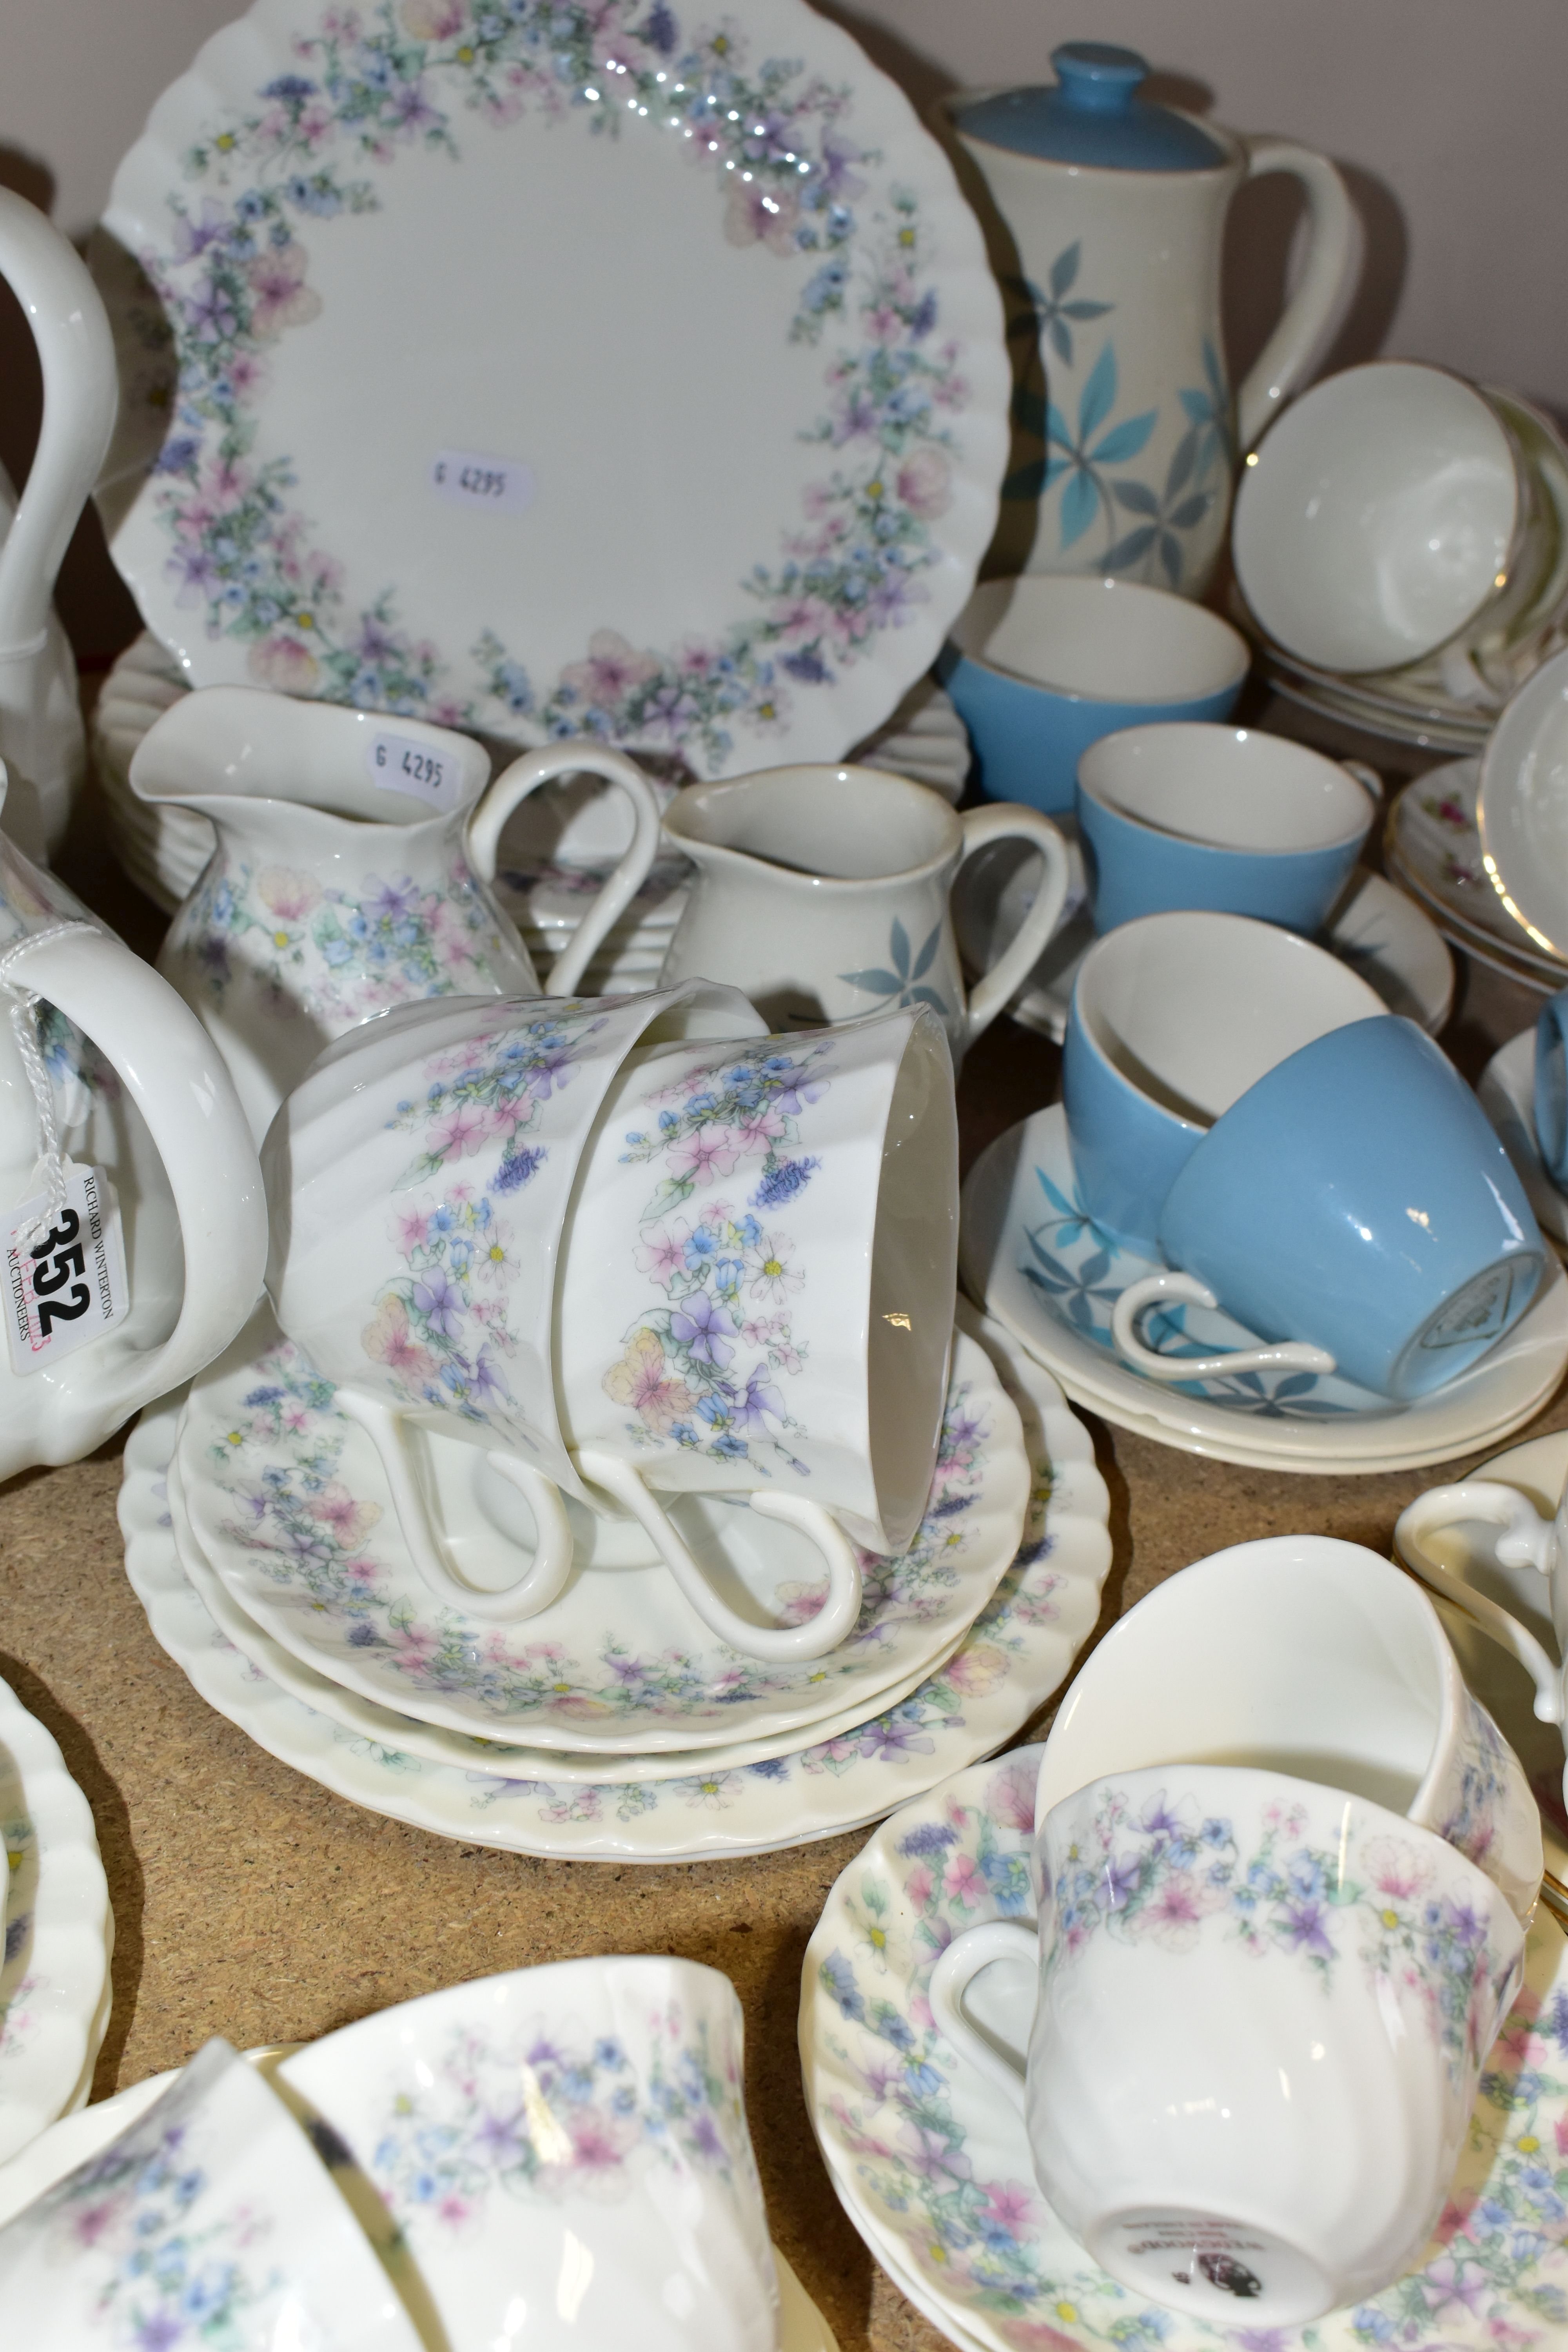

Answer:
[465,745,664,996]
[956,806,1072,1047]
[335,1388,577,1622]
[1111,1270,1337,1380]
[0,922,268,1416]
[575,1444,864,1661]
[928,1919,1039,2110]
[1234,142,1361,454]
[1396,1482,1566,1726]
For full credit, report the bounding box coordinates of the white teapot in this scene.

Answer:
[942,42,1359,597]
[0,775,265,1479]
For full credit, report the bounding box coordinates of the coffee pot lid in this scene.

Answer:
[953,43,1227,172]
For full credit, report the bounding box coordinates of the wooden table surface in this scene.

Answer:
[1,760,1562,2351]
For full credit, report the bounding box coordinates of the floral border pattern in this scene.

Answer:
[119,0,974,773]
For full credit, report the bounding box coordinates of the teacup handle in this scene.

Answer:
[1234,141,1360,452]
[465,744,664,996]
[336,1389,576,1623]
[1396,1481,1565,1725]
[575,1444,863,1662]
[1111,1270,1337,1381]
[956,805,1071,1047]
[928,1919,1039,2111]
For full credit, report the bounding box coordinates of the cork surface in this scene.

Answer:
[0,805,1561,2350]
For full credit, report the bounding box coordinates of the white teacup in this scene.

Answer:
[930,1762,1525,2325]
[1036,1534,1542,1924]
[277,1957,779,2352]
[264,992,958,1661]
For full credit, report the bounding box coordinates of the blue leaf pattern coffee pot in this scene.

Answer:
[942,44,1360,596]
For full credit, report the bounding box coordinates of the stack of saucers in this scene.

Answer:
[1232,367,1568,755]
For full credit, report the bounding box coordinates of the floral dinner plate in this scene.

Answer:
[117,1307,1112,1862]
[960,1106,1568,1473]
[801,1748,1568,2352]
[95,0,1007,778]
[176,1314,1029,1751]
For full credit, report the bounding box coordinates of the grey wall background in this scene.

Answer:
[2,0,1562,654]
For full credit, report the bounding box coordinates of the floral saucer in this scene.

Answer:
[961,1107,1568,1473]
[801,1748,1568,2352]
[165,1447,973,1784]
[95,0,1006,780]
[0,1678,113,2167]
[1388,760,1568,988]
[175,1318,1029,1753]
[1481,1030,1568,1251]
[117,1308,1112,1862]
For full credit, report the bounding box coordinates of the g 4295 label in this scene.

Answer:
[430,448,534,515]
[366,730,466,814]
[4,1163,130,1376]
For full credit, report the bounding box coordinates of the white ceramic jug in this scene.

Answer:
[131,686,662,1140]
[0,192,118,859]
[942,43,1358,596]
[0,773,265,1479]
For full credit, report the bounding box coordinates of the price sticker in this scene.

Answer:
[366,731,466,814]
[430,447,534,516]
[4,1163,129,1377]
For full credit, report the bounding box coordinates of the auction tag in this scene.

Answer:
[430,447,534,516]
[366,730,466,814]
[4,1163,129,1377]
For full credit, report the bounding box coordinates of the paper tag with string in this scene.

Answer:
[0,922,130,1376]
[5,1158,129,1374]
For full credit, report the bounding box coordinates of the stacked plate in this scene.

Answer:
[1239,389,1568,755]
[1387,756,1567,991]
[120,1305,1113,1864]
[91,636,972,955]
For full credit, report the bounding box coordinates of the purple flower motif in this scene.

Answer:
[1099,1851,1142,1911]
[670,1291,736,1369]
[365,876,421,923]
[495,1145,546,1193]
[731,1365,784,1431]
[412,1270,463,1338]
[470,1348,508,1406]
[1278,1898,1335,1961]
[187,276,239,344]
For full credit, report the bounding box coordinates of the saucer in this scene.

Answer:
[176,1314,1029,1752]
[0,1678,114,2166]
[1394,1425,1568,1906]
[961,1106,1568,1473]
[97,0,1006,778]
[1481,1029,1568,1251]
[1387,759,1568,987]
[118,1307,1113,1862]
[802,1747,1568,2352]
[165,1448,973,1784]
[984,867,1454,1046]
[0,2059,840,2352]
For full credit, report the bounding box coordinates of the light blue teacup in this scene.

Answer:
[1076,722,1377,935]
[1534,988,1568,1189]
[1112,1016,1544,1401]
[937,576,1249,815]
[1062,909,1387,1256]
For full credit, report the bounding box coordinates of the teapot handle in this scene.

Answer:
[0,922,267,1418]
[0,191,117,652]
[1234,141,1361,454]
[465,745,664,997]
[955,805,1071,1048]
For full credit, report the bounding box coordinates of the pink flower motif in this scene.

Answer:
[430,1105,487,1160]
[561,629,659,712]
[906,1864,933,1909]
[256,865,322,922]
[1132,1871,1228,1952]
[362,1295,438,1383]
[247,241,321,339]
[984,2180,1038,2235]
[986,1756,1036,1834]
[603,1328,698,1435]
[943,1851,985,1907]
[248,634,321,693]
[670,1127,740,1185]
[897,445,952,520]
[635,1223,690,1286]
[309,1480,382,1547]
[394,1205,430,1254]
[942,1642,1007,1697]
[724,180,800,255]
[401,0,465,31]
[1364,1835,1433,1902]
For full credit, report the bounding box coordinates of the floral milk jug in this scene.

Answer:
[943,44,1359,596]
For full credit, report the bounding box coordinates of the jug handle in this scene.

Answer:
[1234,141,1361,454]
[956,805,1072,1049]
[1396,1482,1566,1726]
[334,1388,577,1622]
[0,191,117,654]
[0,922,268,1416]
[575,1444,864,1662]
[465,745,663,997]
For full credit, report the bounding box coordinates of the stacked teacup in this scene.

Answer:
[930,1535,1541,2325]
[155,970,1037,1804]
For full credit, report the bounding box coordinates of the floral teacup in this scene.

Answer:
[930,1763,1525,2327]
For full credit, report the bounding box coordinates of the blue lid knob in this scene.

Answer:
[1051,43,1148,112]
[953,40,1226,172]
